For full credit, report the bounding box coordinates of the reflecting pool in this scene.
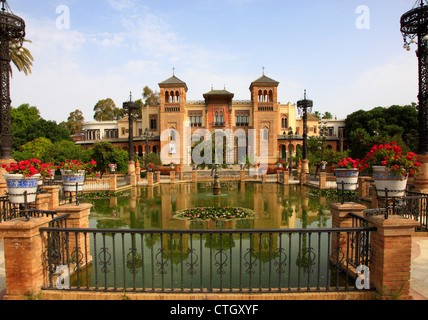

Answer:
[67,182,359,292]
[87,182,332,231]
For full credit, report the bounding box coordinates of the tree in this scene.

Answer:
[143,86,160,106]
[10,39,34,76]
[85,141,128,174]
[60,109,85,134]
[20,137,53,159]
[42,140,86,165]
[345,105,419,154]
[11,104,72,150]
[93,98,125,121]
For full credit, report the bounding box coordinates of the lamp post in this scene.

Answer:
[401,1,428,192]
[297,90,313,173]
[0,0,25,160]
[123,92,139,163]
[318,119,328,163]
[287,127,295,170]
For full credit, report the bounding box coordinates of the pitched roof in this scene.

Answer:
[203,88,234,100]
[251,74,279,86]
[159,75,188,91]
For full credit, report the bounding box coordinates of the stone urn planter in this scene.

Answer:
[3,173,41,204]
[335,168,359,191]
[372,166,408,198]
[61,170,86,192]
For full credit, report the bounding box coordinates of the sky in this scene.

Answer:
[8,0,422,124]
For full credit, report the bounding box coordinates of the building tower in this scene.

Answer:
[250,73,280,165]
[158,74,188,165]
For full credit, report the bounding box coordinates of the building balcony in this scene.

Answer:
[257,102,274,111]
[211,122,227,127]
[164,103,181,112]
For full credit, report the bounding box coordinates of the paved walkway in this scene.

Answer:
[0,237,427,300]
[410,237,428,300]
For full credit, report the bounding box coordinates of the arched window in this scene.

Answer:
[258,90,263,102]
[175,91,180,103]
[263,126,269,141]
[215,112,219,124]
[263,90,268,102]
[170,128,175,141]
[220,111,224,124]
[165,91,170,103]
[269,90,273,102]
[170,91,175,103]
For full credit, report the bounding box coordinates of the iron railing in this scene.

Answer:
[40,225,375,294]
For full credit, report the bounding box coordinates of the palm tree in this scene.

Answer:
[10,39,33,76]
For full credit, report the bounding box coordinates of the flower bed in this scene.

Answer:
[78,191,126,199]
[174,207,254,221]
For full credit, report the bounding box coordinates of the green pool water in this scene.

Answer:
[87,182,332,231]
[68,182,357,292]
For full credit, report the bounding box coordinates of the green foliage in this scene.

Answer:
[85,141,128,174]
[143,153,162,166]
[93,98,125,121]
[20,137,53,159]
[306,136,349,171]
[11,104,72,150]
[43,140,86,165]
[60,109,85,135]
[345,105,419,158]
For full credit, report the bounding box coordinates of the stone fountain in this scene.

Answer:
[211,164,221,195]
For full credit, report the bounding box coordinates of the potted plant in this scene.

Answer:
[360,143,421,197]
[57,159,97,192]
[332,157,360,191]
[108,163,117,174]
[319,161,327,170]
[147,163,155,172]
[2,159,43,204]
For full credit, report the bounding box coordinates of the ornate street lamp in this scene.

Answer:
[318,119,328,163]
[401,1,428,192]
[287,127,295,169]
[0,0,25,159]
[297,90,313,173]
[123,92,139,162]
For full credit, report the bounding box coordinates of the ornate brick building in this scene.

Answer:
[77,73,345,166]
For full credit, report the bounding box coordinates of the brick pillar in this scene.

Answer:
[300,172,307,185]
[128,161,136,187]
[0,216,51,299]
[147,172,154,186]
[156,171,161,184]
[178,165,184,180]
[283,171,289,185]
[170,171,176,184]
[262,173,267,183]
[54,203,93,266]
[240,170,246,181]
[365,215,419,300]
[328,202,367,264]
[358,176,370,200]
[36,192,50,211]
[136,162,141,183]
[109,174,117,192]
[192,171,197,182]
[319,172,327,189]
[41,185,60,211]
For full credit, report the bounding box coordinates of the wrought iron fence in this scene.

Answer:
[40,225,375,294]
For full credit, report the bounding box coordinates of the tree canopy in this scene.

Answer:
[11,104,72,150]
[345,105,419,159]
[60,109,85,135]
[93,98,125,121]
